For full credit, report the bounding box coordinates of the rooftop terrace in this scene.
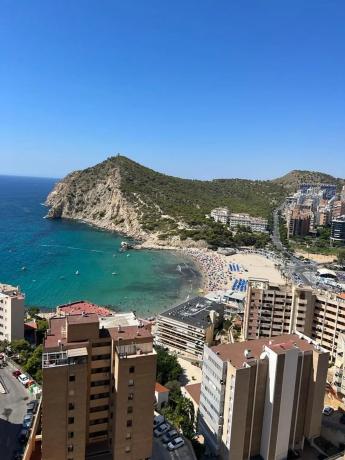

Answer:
[159,296,225,329]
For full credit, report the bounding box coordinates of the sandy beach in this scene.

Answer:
[182,248,284,293]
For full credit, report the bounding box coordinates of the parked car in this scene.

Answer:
[154,422,170,437]
[27,400,38,414]
[12,370,21,378]
[162,429,179,444]
[322,406,334,416]
[17,428,28,443]
[18,374,30,386]
[167,436,185,451]
[153,414,165,428]
[22,414,33,429]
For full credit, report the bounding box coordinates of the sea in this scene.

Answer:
[0,175,201,316]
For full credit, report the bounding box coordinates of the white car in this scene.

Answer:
[154,422,170,437]
[322,406,334,416]
[167,436,185,451]
[18,374,29,386]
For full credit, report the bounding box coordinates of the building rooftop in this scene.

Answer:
[57,301,113,317]
[159,297,225,329]
[0,283,24,298]
[184,383,201,405]
[211,334,326,369]
[155,382,169,394]
[66,313,99,324]
[108,324,152,343]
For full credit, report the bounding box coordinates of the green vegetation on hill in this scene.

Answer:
[116,156,286,224]
[273,170,345,191]
[49,155,344,246]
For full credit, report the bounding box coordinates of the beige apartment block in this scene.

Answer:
[0,283,24,341]
[155,297,224,360]
[41,313,156,460]
[333,332,345,395]
[198,333,329,460]
[244,279,345,361]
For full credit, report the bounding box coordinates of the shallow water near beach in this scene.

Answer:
[0,176,201,315]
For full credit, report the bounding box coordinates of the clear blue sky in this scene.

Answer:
[1,1,344,180]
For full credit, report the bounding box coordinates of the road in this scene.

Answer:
[152,436,196,460]
[0,365,33,460]
[271,206,316,287]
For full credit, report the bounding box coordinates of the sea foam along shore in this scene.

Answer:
[135,238,232,294]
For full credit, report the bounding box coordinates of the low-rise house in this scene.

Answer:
[182,383,201,415]
[155,382,170,410]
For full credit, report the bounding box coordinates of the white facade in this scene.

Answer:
[228,213,268,233]
[0,284,24,342]
[334,332,345,395]
[211,208,230,225]
[199,346,227,454]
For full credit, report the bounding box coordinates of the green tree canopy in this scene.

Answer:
[155,346,183,385]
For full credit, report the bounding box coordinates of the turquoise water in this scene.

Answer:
[0,176,201,315]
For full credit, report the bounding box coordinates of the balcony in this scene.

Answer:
[42,348,88,368]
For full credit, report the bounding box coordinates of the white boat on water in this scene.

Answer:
[75,270,80,275]
[112,272,117,275]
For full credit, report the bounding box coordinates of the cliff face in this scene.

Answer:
[46,160,146,239]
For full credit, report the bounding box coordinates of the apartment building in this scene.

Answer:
[42,313,156,460]
[228,213,268,233]
[0,283,24,341]
[333,332,345,396]
[155,297,224,360]
[244,279,345,361]
[210,207,230,225]
[331,215,345,245]
[198,333,328,460]
[331,200,345,220]
[287,208,311,238]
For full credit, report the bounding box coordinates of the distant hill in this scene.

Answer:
[273,170,345,191]
[46,156,344,247]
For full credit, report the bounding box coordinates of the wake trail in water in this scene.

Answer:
[40,244,105,254]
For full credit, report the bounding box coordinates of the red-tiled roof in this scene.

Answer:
[155,382,169,393]
[185,383,201,404]
[338,293,345,300]
[57,301,113,317]
[24,321,38,330]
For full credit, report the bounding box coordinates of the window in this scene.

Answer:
[129,366,135,374]
[128,379,134,387]
[68,432,74,439]
[68,403,75,410]
[90,405,108,413]
[69,375,75,382]
[126,420,132,427]
[89,430,108,438]
[91,380,109,387]
[68,417,74,424]
[125,446,131,453]
[126,433,131,440]
[68,445,74,452]
[127,406,133,414]
[92,354,111,361]
[128,393,134,401]
[90,392,110,400]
